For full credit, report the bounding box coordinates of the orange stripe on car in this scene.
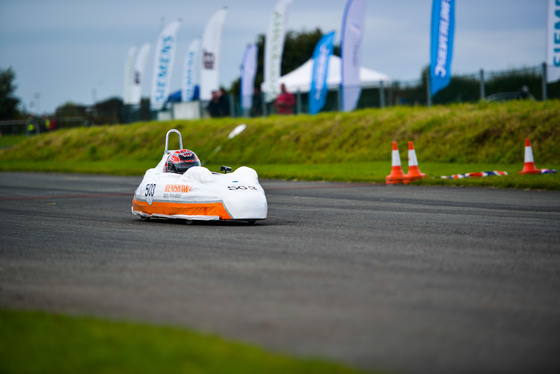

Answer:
[132,199,232,219]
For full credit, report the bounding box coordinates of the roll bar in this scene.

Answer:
[165,129,183,154]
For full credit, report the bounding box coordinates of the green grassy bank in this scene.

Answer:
[0,309,372,374]
[0,100,558,188]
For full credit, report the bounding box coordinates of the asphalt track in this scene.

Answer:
[1,172,559,374]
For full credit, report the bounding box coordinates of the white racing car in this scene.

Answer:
[132,129,267,223]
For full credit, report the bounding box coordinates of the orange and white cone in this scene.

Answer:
[518,138,540,175]
[404,141,427,184]
[386,141,404,184]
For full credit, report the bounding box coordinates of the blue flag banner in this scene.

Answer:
[430,0,455,97]
[309,31,336,115]
[182,38,200,102]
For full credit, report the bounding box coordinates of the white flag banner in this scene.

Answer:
[130,43,151,105]
[241,44,258,111]
[547,0,560,83]
[150,19,182,111]
[200,7,228,101]
[123,46,137,105]
[341,0,366,112]
[182,38,201,102]
[263,0,291,102]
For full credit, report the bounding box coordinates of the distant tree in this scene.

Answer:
[282,28,340,76]
[54,97,128,126]
[94,97,124,124]
[0,67,21,119]
[55,102,86,118]
[484,69,541,100]
[389,66,429,106]
[53,102,87,128]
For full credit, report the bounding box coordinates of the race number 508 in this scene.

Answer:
[145,183,156,197]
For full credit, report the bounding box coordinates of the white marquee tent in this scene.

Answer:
[271,55,391,93]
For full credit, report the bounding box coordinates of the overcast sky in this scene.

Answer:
[0,0,547,113]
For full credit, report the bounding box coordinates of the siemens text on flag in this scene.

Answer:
[309,31,336,115]
[430,0,455,97]
[150,19,182,111]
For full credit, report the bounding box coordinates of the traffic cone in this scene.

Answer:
[518,138,540,174]
[386,141,404,184]
[404,141,427,184]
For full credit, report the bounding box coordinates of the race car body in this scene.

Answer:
[131,129,267,223]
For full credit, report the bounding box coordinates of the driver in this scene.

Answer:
[165,149,201,174]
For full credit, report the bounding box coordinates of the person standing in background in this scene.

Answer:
[274,83,295,115]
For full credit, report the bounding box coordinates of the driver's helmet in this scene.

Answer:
[166,149,201,174]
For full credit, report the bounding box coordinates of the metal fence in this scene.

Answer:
[0,117,91,135]
[231,63,558,117]
[121,63,558,123]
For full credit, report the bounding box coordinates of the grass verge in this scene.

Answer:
[0,134,27,149]
[253,162,560,190]
[1,159,558,190]
[0,309,374,374]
